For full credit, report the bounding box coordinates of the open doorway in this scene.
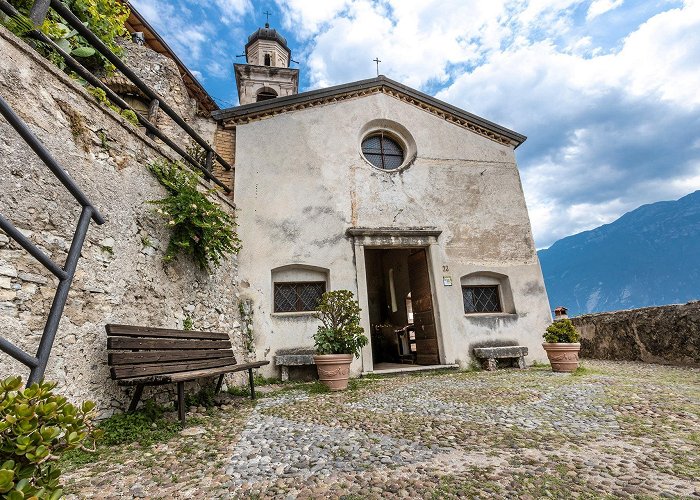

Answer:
[364,248,439,369]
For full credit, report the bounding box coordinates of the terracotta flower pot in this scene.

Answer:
[542,343,581,372]
[313,354,353,391]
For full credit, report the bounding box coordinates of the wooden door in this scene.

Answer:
[407,249,439,365]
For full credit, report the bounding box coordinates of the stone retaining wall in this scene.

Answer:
[572,301,700,366]
[0,26,244,414]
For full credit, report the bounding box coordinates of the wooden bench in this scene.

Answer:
[473,346,528,371]
[106,324,269,424]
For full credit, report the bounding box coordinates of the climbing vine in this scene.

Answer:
[238,300,255,354]
[148,159,241,272]
[3,0,129,73]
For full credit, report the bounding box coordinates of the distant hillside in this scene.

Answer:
[538,190,700,316]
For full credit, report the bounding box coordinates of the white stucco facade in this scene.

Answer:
[225,88,552,377]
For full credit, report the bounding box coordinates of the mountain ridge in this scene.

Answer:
[538,190,700,316]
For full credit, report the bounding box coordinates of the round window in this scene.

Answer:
[361,133,404,170]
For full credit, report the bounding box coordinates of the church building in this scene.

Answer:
[213,23,552,377]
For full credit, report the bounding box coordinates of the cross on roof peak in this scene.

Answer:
[263,10,272,27]
[373,57,381,76]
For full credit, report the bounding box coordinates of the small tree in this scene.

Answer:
[543,318,580,343]
[313,290,368,358]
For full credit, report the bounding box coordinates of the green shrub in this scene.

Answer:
[185,386,216,408]
[313,290,368,358]
[543,319,580,343]
[0,376,101,499]
[148,159,241,271]
[98,401,179,447]
[4,0,129,73]
[120,109,139,127]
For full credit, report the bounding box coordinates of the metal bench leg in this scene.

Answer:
[215,373,225,394]
[177,381,185,425]
[248,368,256,400]
[128,384,144,412]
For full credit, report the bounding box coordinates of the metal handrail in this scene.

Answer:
[0,0,233,193]
[49,0,232,170]
[0,94,103,385]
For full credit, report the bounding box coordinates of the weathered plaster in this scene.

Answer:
[233,91,551,376]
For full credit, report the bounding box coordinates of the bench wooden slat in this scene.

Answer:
[116,360,271,386]
[167,361,270,382]
[111,357,238,380]
[108,349,235,366]
[106,324,229,340]
[108,337,232,351]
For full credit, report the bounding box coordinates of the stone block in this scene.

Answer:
[473,346,528,359]
[0,263,17,277]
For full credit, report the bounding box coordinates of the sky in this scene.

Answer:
[130,0,700,248]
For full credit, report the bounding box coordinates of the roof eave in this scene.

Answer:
[122,1,219,113]
[212,76,526,147]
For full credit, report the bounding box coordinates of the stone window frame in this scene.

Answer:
[460,271,516,316]
[270,264,330,317]
[358,119,417,173]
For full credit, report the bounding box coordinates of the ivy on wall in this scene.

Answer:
[87,87,138,126]
[148,159,241,272]
[4,0,129,73]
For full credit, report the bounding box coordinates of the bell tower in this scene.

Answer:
[234,22,299,105]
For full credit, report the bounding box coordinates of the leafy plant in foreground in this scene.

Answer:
[0,376,101,499]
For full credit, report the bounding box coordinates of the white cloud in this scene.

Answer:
[278,0,509,89]
[431,0,700,246]
[274,0,350,39]
[213,0,252,24]
[134,0,700,248]
[586,0,624,21]
[130,0,213,62]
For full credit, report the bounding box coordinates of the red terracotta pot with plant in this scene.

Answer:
[542,318,581,372]
[313,290,368,391]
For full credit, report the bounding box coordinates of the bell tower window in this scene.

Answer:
[256,87,278,102]
[264,54,271,66]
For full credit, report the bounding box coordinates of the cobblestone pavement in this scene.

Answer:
[63,360,700,499]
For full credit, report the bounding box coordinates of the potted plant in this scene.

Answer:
[542,318,581,372]
[313,290,368,390]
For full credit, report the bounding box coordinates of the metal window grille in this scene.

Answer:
[361,133,404,170]
[274,282,326,312]
[462,286,502,313]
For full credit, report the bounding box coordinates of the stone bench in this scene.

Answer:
[273,348,315,381]
[473,346,528,371]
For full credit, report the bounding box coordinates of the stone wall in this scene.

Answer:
[573,301,700,366]
[117,39,218,156]
[0,26,244,414]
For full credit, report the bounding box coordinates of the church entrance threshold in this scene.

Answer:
[364,247,440,369]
